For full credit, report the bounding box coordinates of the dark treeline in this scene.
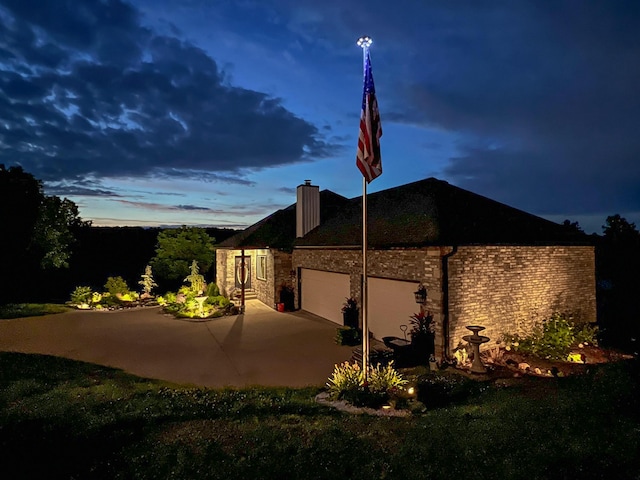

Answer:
[593,215,640,353]
[30,226,238,303]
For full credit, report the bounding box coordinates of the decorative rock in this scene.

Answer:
[518,362,531,371]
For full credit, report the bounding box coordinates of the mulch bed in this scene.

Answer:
[473,345,635,379]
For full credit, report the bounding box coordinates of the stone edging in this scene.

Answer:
[314,392,411,417]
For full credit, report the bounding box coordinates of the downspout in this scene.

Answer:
[441,245,458,360]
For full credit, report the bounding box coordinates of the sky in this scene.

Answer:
[1,0,639,234]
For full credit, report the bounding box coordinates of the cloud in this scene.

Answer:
[114,198,287,218]
[256,0,640,221]
[0,0,336,184]
[44,185,121,197]
[384,2,640,217]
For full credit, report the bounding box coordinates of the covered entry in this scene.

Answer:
[300,269,350,325]
[234,256,252,289]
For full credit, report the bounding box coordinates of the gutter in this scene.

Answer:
[441,245,458,360]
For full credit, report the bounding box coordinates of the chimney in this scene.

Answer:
[296,180,320,238]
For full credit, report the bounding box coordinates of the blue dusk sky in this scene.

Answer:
[1,0,639,233]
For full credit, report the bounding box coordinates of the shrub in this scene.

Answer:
[104,276,129,296]
[326,361,408,409]
[207,295,229,307]
[326,362,364,399]
[70,286,92,305]
[502,313,599,361]
[415,372,483,409]
[206,283,220,297]
[335,326,362,346]
[368,361,408,394]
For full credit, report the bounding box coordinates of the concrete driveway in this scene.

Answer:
[0,300,354,388]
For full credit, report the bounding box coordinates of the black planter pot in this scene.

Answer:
[343,310,359,328]
[409,335,435,365]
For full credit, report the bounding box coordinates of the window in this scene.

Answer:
[257,255,267,280]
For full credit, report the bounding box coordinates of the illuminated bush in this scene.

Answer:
[502,313,599,360]
[70,286,92,306]
[104,276,130,296]
[326,361,408,409]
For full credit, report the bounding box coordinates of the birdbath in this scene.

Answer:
[462,325,490,374]
[195,296,208,318]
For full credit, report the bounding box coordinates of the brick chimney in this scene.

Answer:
[296,180,320,238]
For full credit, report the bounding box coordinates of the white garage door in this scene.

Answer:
[301,269,350,325]
[368,278,421,340]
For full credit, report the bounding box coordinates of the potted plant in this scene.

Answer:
[408,310,435,364]
[341,297,359,328]
[279,284,295,311]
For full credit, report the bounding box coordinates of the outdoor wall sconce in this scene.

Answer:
[414,283,427,304]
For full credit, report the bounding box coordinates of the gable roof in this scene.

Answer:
[217,189,349,251]
[295,178,590,247]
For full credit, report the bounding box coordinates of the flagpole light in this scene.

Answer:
[357,36,373,49]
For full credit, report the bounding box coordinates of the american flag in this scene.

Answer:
[356,50,382,183]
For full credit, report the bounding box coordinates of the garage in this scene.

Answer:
[367,277,420,340]
[300,269,350,325]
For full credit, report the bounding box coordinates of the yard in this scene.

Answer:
[1,351,639,479]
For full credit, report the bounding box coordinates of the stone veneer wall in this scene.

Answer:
[216,249,293,308]
[215,249,234,298]
[446,245,597,354]
[292,247,446,353]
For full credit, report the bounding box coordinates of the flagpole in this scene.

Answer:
[357,36,372,374]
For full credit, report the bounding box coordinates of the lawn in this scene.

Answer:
[1,352,639,479]
[0,303,70,319]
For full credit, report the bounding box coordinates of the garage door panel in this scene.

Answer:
[368,278,420,340]
[301,269,349,325]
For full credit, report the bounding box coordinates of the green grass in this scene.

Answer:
[0,303,70,319]
[1,352,639,479]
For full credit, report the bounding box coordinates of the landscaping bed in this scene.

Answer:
[480,345,633,377]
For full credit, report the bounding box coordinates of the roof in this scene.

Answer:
[217,189,349,251]
[295,178,591,247]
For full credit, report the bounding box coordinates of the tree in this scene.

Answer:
[150,227,215,289]
[138,265,158,295]
[184,260,206,294]
[0,165,43,261]
[602,214,640,241]
[597,214,640,351]
[0,165,87,302]
[32,196,90,269]
[562,219,584,234]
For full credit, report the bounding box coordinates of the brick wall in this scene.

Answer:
[292,247,446,352]
[447,245,597,353]
[294,245,596,360]
[273,251,294,306]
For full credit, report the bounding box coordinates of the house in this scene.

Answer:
[215,181,349,308]
[217,177,596,360]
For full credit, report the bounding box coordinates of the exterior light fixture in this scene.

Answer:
[356,36,373,48]
[414,283,427,304]
[407,386,415,396]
